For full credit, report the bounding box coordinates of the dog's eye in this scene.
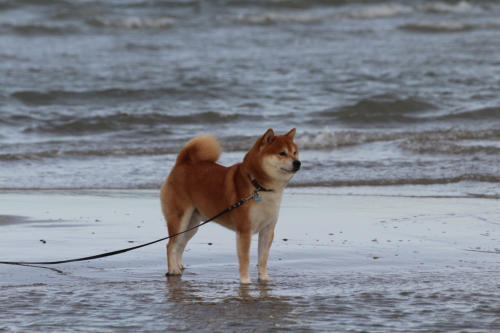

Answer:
[293,151,297,156]
[279,151,287,156]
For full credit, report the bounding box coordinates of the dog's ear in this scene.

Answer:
[286,128,296,140]
[262,128,275,145]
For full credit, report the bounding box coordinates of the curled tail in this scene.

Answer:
[176,134,221,164]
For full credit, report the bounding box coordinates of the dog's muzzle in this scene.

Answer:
[293,160,301,172]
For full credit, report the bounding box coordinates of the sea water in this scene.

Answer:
[0,0,499,197]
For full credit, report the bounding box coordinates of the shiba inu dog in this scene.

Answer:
[160,128,300,284]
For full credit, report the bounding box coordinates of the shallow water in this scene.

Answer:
[0,0,499,197]
[2,265,499,333]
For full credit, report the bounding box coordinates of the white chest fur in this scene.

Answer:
[249,190,283,234]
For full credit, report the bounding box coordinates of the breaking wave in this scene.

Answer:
[345,1,475,20]
[400,139,500,155]
[230,12,322,25]
[399,129,500,155]
[87,17,174,29]
[417,1,473,14]
[347,4,413,19]
[295,128,500,152]
[295,129,399,150]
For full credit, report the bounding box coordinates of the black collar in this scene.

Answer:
[250,177,274,192]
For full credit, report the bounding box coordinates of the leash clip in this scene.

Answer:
[252,189,262,202]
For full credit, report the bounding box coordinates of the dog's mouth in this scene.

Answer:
[280,161,301,174]
[280,167,296,174]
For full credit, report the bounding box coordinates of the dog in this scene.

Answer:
[160,128,300,283]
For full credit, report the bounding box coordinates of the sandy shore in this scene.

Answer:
[1,190,499,332]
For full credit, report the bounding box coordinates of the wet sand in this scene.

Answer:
[0,190,499,332]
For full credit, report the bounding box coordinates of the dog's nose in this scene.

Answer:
[293,160,301,172]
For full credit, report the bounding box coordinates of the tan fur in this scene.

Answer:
[175,134,221,164]
[160,128,300,283]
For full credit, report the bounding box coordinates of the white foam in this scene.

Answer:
[417,1,473,14]
[232,12,322,25]
[347,1,475,20]
[347,4,413,19]
[295,128,397,150]
[93,17,174,29]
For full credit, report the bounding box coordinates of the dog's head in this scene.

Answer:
[247,128,300,187]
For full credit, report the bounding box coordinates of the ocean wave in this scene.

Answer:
[0,146,179,161]
[295,128,500,151]
[346,1,476,20]
[295,129,403,150]
[0,134,269,161]
[313,95,436,124]
[0,23,74,35]
[0,0,72,9]
[230,12,322,25]
[347,4,413,19]
[209,0,381,10]
[11,89,147,105]
[441,107,500,121]
[292,174,500,188]
[87,17,174,29]
[400,140,500,155]
[11,88,213,106]
[417,1,473,14]
[399,22,475,33]
[22,111,263,134]
[399,129,500,155]
[0,113,35,126]
[312,97,500,125]
[399,20,500,34]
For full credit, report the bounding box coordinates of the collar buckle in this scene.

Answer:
[250,178,273,193]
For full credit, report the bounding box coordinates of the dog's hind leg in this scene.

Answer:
[176,210,202,271]
[166,205,195,276]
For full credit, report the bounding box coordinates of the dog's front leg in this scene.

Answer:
[258,224,275,282]
[236,230,252,284]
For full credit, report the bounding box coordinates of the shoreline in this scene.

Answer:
[2,180,499,199]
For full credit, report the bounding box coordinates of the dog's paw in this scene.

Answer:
[166,268,183,276]
[240,277,252,284]
[258,274,272,282]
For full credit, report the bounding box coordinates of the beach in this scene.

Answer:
[1,0,500,331]
[1,189,499,332]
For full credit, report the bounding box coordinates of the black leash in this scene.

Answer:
[0,186,265,267]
